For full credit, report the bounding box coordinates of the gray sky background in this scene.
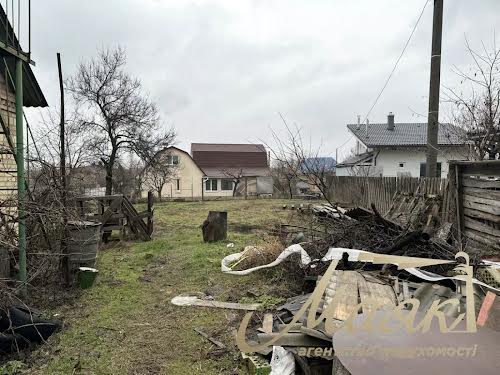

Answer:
[24,0,500,162]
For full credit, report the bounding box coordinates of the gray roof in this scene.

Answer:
[347,123,465,147]
[337,152,373,167]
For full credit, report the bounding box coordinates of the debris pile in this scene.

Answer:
[172,203,500,374]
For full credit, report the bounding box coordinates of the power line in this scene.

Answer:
[361,0,430,123]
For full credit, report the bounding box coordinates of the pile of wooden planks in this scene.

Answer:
[75,192,154,241]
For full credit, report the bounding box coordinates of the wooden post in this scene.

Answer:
[57,52,70,285]
[202,211,227,242]
[147,191,154,235]
[454,164,463,249]
[244,177,248,200]
[426,0,444,177]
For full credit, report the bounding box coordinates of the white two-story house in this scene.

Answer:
[336,113,469,178]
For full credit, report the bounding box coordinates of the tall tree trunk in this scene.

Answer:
[157,188,162,202]
[105,166,113,196]
[105,151,116,196]
[287,179,293,199]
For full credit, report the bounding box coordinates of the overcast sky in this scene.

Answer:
[24,0,500,161]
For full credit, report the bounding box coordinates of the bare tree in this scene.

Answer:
[445,37,500,160]
[270,160,297,198]
[265,115,336,203]
[67,47,175,195]
[143,151,178,201]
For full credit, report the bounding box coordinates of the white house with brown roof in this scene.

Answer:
[336,113,469,178]
[142,146,206,200]
[191,143,273,197]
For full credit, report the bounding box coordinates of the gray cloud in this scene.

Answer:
[24,0,500,160]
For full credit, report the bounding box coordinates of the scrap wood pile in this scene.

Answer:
[225,203,499,374]
[172,202,500,374]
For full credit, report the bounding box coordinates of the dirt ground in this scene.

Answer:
[19,199,311,375]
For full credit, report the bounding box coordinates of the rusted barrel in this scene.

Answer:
[67,220,102,267]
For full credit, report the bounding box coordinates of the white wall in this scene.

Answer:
[202,178,235,197]
[374,147,467,178]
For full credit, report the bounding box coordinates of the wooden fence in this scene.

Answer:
[329,161,500,254]
[449,160,500,254]
[328,176,451,217]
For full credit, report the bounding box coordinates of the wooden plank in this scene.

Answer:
[462,177,500,189]
[463,187,500,202]
[464,229,500,250]
[262,314,273,334]
[464,207,500,224]
[464,217,500,238]
[463,193,500,208]
[463,199,500,215]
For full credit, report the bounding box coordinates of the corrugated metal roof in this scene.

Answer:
[191,143,266,153]
[347,123,465,147]
[0,5,48,107]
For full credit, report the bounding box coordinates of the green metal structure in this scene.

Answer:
[0,3,47,293]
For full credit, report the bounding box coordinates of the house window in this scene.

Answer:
[221,179,233,191]
[175,179,180,191]
[419,162,442,177]
[398,162,405,168]
[205,179,218,191]
[166,154,179,165]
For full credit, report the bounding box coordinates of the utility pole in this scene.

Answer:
[425,0,443,177]
[57,52,69,284]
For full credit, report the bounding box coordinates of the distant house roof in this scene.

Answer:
[0,5,48,107]
[191,143,266,153]
[347,123,465,147]
[299,157,336,173]
[336,152,373,167]
[191,143,269,170]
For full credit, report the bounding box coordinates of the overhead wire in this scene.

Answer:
[337,0,431,158]
[361,0,431,124]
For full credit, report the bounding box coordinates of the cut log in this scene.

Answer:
[202,211,228,242]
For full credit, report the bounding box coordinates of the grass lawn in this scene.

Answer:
[27,199,311,375]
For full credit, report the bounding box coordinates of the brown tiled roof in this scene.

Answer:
[191,143,266,153]
[191,143,269,169]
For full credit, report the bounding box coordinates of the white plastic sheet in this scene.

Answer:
[221,245,500,292]
[270,346,295,375]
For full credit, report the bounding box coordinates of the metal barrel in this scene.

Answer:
[67,220,102,267]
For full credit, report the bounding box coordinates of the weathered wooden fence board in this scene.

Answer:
[328,176,447,216]
[450,160,500,255]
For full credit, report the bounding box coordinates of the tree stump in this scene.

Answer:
[202,211,227,242]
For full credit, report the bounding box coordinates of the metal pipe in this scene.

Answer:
[15,57,26,293]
